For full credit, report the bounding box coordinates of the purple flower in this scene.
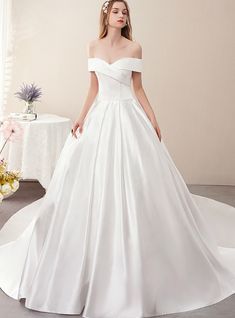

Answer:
[14,82,42,103]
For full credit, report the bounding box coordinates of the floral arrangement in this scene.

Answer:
[0,158,21,202]
[14,82,42,114]
[14,82,42,103]
[0,118,23,202]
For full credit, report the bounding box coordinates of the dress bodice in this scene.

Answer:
[88,57,143,101]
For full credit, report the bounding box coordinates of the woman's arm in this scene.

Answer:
[72,41,99,138]
[132,43,162,141]
[77,73,98,122]
[77,41,99,122]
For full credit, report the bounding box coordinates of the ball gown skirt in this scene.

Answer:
[0,57,235,318]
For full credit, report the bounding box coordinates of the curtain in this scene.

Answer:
[0,0,13,120]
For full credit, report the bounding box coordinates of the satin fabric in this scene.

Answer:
[0,57,235,318]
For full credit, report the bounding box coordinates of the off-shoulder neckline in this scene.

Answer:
[88,57,142,66]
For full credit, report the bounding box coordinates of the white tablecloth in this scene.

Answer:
[0,113,72,190]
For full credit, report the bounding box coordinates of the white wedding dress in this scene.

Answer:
[1,57,235,318]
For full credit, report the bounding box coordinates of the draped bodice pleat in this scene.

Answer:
[88,57,143,101]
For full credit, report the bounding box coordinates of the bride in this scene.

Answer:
[1,1,235,317]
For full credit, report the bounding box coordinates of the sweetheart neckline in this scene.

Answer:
[88,57,142,65]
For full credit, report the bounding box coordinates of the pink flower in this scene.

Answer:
[0,118,24,142]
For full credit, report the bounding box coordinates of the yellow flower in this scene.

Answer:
[11,180,19,192]
[1,182,12,195]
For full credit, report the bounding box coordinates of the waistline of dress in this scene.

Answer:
[96,97,134,102]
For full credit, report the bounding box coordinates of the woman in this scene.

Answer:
[0,1,235,317]
[71,1,162,143]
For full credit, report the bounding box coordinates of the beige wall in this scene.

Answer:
[6,0,235,185]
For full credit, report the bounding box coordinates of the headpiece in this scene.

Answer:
[102,0,111,14]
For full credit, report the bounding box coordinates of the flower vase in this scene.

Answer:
[23,101,34,114]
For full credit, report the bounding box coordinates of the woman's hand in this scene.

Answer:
[71,118,84,139]
[150,117,162,142]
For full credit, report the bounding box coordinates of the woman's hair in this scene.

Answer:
[99,0,132,40]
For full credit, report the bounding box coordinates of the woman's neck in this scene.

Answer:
[105,27,122,47]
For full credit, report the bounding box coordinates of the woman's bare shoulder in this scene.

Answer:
[86,39,100,57]
[132,40,142,49]
[129,40,142,58]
